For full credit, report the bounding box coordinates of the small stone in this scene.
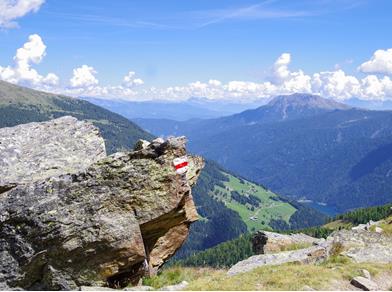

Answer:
[302,285,315,291]
[152,137,165,144]
[134,139,151,151]
[159,281,189,291]
[361,269,371,280]
[124,286,154,291]
[350,276,379,291]
[374,227,383,233]
[80,286,116,291]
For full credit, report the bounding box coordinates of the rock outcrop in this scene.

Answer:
[0,116,106,190]
[327,228,392,264]
[252,231,322,254]
[227,244,328,276]
[231,221,392,278]
[0,117,204,290]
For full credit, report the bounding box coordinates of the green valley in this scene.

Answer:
[211,171,296,231]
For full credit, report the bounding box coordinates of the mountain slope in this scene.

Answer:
[0,80,153,154]
[175,201,392,270]
[178,160,327,258]
[134,93,392,212]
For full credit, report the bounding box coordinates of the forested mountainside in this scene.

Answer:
[0,80,153,154]
[175,202,392,269]
[135,93,392,212]
[177,160,327,258]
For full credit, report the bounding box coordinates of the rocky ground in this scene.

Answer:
[135,220,392,291]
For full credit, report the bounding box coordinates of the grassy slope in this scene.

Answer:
[146,261,392,291]
[213,172,296,231]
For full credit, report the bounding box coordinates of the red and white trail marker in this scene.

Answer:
[173,156,189,175]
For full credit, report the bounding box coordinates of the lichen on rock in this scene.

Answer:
[0,117,204,290]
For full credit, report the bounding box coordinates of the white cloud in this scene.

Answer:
[69,65,98,88]
[123,71,144,87]
[2,35,392,102]
[0,0,45,28]
[0,34,59,88]
[272,52,291,83]
[311,70,360,100]
[359,49,392,75]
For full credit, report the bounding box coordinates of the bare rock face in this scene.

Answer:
[0,117,203,290]
[252,231,322,254]
[0,116,106,190]
[227,244,328,276]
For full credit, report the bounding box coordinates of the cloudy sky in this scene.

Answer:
[0,0,392,102]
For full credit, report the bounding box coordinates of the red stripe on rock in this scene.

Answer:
[175,161,188,170]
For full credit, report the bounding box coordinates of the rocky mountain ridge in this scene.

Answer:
[0,117,203,290]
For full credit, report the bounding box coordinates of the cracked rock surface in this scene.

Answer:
[0,117,203,290]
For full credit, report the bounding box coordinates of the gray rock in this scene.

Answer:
[227,245,328,276]
[350,276,379,291]
[0,118,204,290]
[0,116,106,189]
[159,281,189,291]
[124,285,154,291]
[134,140,151,151]
[302,285,315,291]
[361,269,371,280]
[80,286,117,291]
[252,230,321,254]
[327,229,392,263]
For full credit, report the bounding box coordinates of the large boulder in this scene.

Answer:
[252,231,322,254]
[227,244,328,276]
[0,116,106,190]
[0,117,204,290]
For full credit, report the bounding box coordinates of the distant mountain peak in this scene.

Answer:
[267,93,350,111]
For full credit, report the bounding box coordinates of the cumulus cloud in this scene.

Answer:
[2,34,392,102]
[0,0,45,28]
[312,70,360,100]
[69,65,99,88]
[63,69,146,100]
[123,71,144,87]
[0,34,59,88]
[359,49,392,75]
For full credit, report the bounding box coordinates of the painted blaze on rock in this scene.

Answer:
[0,117,204,290]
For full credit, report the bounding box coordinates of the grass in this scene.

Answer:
[376,216,392,235]
[141,267,221,289]
[279,242,313,252]
[212,171,297,231]
[148,261,392,291]
[323,219,353,230]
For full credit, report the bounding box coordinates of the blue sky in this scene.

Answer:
[0,0,392,101]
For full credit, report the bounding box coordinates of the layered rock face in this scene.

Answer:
[0,117,203,290]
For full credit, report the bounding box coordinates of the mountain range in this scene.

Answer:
[135,93,392,213]
[82,96,266,121]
